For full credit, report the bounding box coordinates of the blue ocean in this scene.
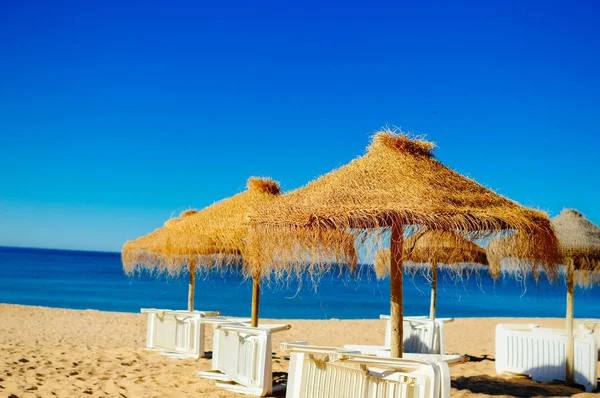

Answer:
[0,246,597,319]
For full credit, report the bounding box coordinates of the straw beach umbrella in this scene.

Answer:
[247,129,560,358]
[374,230,489,320]
[487,209,600,385]
[122,177,281,324]
[551,209,600,385]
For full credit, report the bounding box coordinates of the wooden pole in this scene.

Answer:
[390,221,404,358]
[430,260,437,321]
[251,275,260,327]
[429,260,438,353]
[188,260,195,312]
[565,258,575,385]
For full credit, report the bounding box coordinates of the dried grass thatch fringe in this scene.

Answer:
[569,269,600,288]
[552,209,600,271]
[122,249,242,278]
[385,262,487,287]
[373,230,488,280]
[248,129,560,283]
[245,227,358,283]
[122,177,283,276]
[488,209,600,286]
[493,262,600,289]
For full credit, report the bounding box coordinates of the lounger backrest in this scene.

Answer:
[285,346,448,398]
[404,320,443,355]
[381,316,448,355]
[496,324,598,392]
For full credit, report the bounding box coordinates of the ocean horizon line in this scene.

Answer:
[0,245,121,256]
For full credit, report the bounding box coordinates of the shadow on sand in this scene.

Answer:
[272,372,288,397]
[452,373,589,397]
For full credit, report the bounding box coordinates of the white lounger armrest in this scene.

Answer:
[343,344,387,355]
[257,324,292,333]
[280,341,308,351]
[181,310,221,317]
[374,350,467,365]
[380,314,454,323]
[282,342,361,356]
[407,317,454,323]
[215,323,291,334]
[201,316,251,325]
[497,323,539,331]
[336,353,442,366]
[140,308,220,317]
[200,318,289,333]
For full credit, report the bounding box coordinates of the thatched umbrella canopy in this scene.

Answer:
[122,177,281,321]
[487,209,600,385]
[552,209,600,271]
[488,209,600,280]
[374,230,489,320]
[248,129,560,357]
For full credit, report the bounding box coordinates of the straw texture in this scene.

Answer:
[374,230,488,279]
[247,129,560,279]
[487,209,600,286]
[122,177,281,276]
[551,209,600,270]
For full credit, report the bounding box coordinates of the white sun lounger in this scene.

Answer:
[201,315,252,328]
[141,308,221,359]
[281,342,451,398]
[198,323,291,396]
[345,316,453,355]
[495,323,598,392]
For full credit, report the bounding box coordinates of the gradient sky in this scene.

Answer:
[0,0,598,252]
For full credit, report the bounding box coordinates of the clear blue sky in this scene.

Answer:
[0,0,598,252]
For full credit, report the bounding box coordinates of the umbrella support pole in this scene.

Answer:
[390,222,404,358]
[251,275,260,327]
[430,261,437,320]
[188,260,195,312]
[566,259,575,385]
[430,260,437,352]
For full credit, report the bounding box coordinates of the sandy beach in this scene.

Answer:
[0,304,597,398]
